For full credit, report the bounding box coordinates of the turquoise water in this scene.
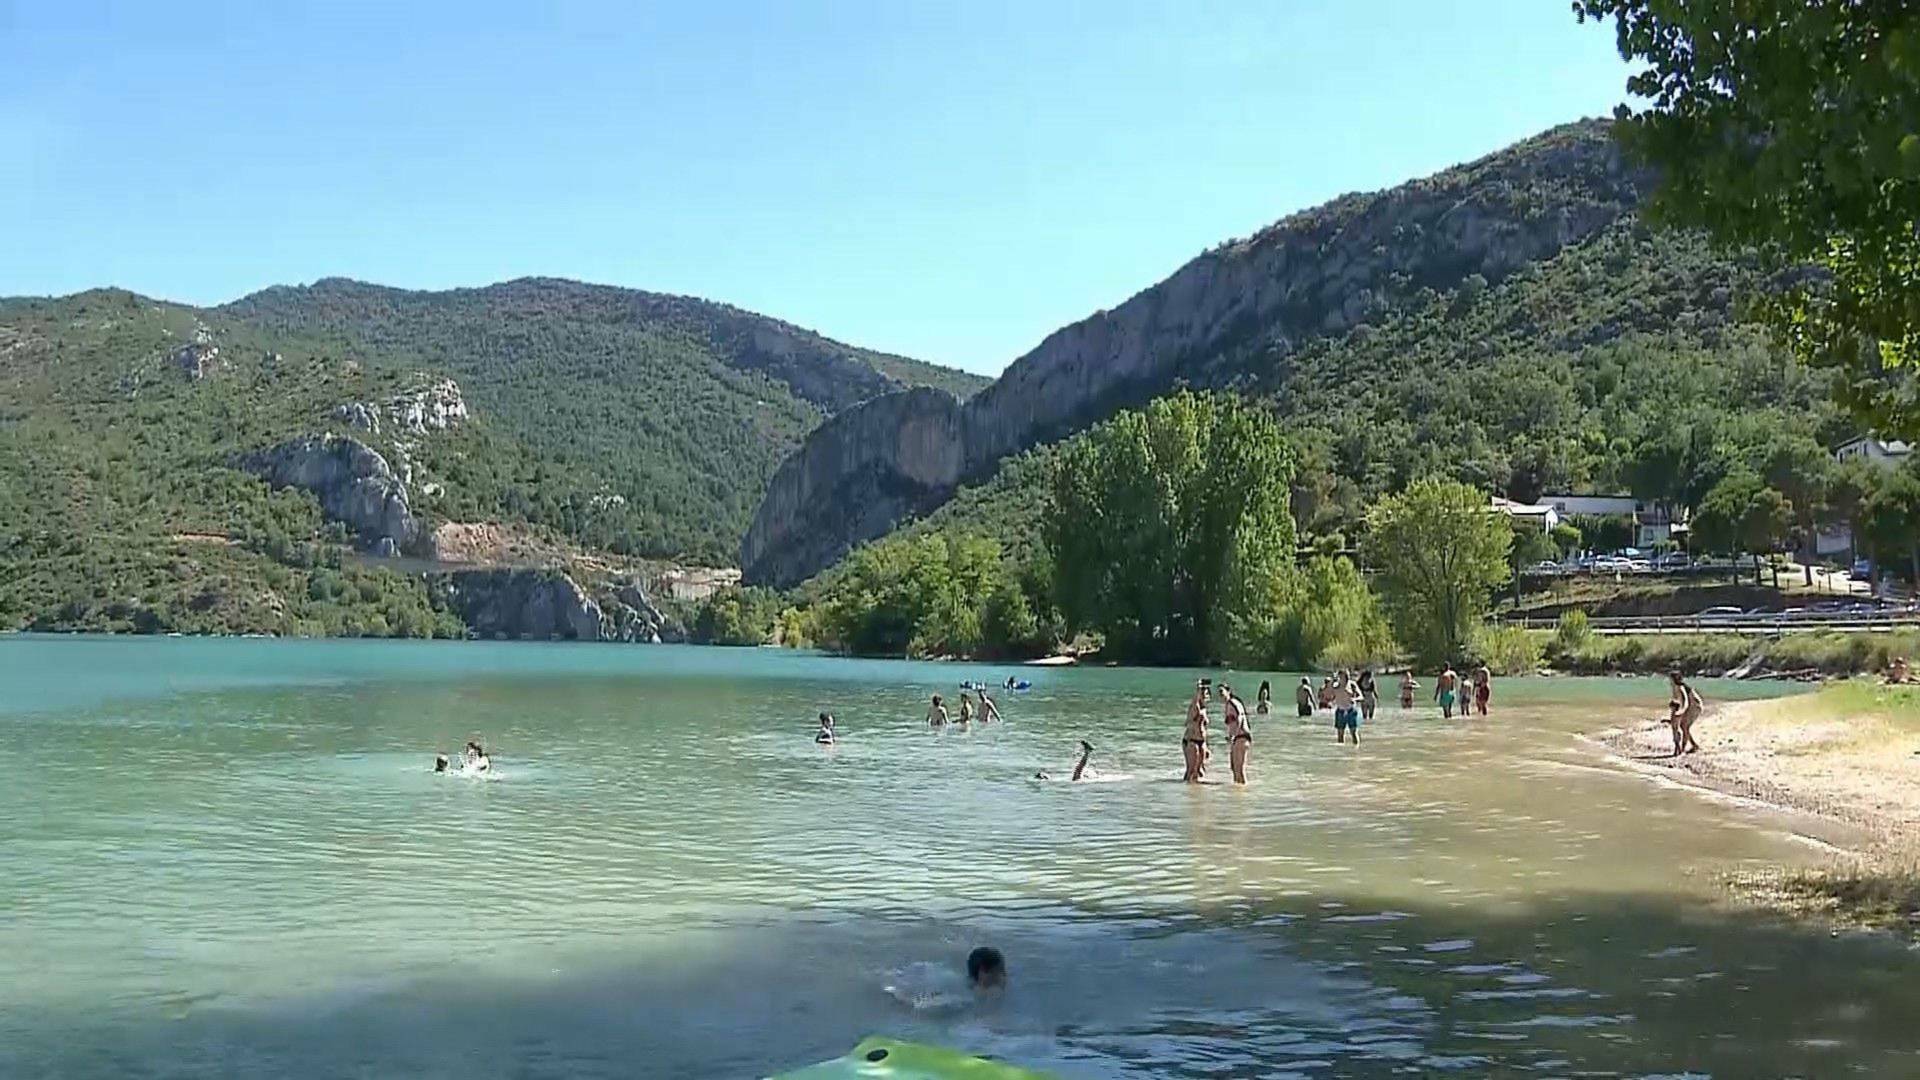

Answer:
[3,636,1917,1078]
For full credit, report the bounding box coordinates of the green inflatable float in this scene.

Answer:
[771,1036,1056,1079]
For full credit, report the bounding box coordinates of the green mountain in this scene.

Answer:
[746,119,1848,588]
[0,280,984,635]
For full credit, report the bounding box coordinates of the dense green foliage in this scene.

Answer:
[807,533,1054,659]
[1690,471,1793,579]
[687,586,782,646]
[0,280,979,635]
[1576,2,1920,441]
[1364,478,1513,666]
[1231,555,1395,671]
[0,291,463,636]
[1547,629,1920,678]
[1046,392,1296,665]
[223,277,985,561]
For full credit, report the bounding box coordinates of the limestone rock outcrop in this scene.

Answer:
[433,569,604,641]
[742,120,1646,586]
[243,434,422,554]
[739,387,966,588]
[430,569,674,642]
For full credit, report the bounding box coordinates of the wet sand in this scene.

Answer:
[1592,682,1920,932]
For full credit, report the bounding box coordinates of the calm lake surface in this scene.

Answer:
[4,636,1918,1078]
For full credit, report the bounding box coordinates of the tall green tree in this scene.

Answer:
[1363,478,1512,666]
[1690,470,1794,584]
[1860,468,1920,586]
[1046,391,1295,664]
[1756,434,1833,584]
[1576,2,1920,439]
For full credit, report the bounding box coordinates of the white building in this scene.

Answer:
[1833,436,1912,470]
[1490,496,1560,531]
[1538,493,1681,548]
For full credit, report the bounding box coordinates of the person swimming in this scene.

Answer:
[463,741,491,773]
[433,754,449,773]
[977,688,1003,723]
[966,946,1007,992]
[1036,740,1096,782]
[815,712,836,745]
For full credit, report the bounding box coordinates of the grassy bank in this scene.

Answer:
[1600,681,1920,940]
[1545,629,1920,677]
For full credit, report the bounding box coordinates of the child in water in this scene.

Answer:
[967,946,1007,992]
[815,712,836,745]
[926,695,949,727]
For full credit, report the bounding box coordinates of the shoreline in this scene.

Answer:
[1585,683,1920,938]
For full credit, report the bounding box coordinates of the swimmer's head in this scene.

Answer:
[966,946,1006,992]
[818,712,833,727]
[434,754,448,772]
[931,694,943,707]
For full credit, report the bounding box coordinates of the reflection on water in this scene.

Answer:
[2,637,1917,1077]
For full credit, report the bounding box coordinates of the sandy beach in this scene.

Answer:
[1592,681,1920,933]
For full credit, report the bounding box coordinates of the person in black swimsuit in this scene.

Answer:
[1223,684,1253,784]
[1182,681,1210,782]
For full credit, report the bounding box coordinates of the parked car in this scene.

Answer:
[1696,606,1745,618]
[1653,552,1691,570]
[1590,556,1629,572]
[1530,560,1562,574]
[1625,559,1652,573]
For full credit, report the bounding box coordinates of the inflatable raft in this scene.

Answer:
[771,1036,1055,1079]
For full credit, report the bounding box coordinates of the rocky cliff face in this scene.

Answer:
[739,387,967,585]
[431,568,672,642]
[742,121,1646,586]
[243,434,423,553]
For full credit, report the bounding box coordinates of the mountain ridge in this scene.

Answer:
[742,118,1650,586]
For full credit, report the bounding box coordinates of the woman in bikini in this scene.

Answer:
[1223,685,1253,784]
[1255,680,1273,716]
[1182,682,1209,783]
[1669,672,1703,754]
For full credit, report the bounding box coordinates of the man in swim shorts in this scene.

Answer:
[977,688,1002,723]
[1332,670,1361,744]
[1434,666,1459,719]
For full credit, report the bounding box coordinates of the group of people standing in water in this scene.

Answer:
[1180,664,1506,784]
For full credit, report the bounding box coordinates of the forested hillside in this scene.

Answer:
[222,277,985,559]
[795,160,1848,592]
[0,280,981,634]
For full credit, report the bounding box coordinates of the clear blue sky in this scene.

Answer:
[2,2,1632,375]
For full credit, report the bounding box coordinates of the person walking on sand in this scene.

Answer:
[1183,682,1210,783]
[1256,680,1273,716]
[1296,677,1315,717]
[1472,663,1493,716]
[1399,670,1417,710]
[926,694,950,728]
[1222,684,1253,783]
[1669,672,1703,755]
[1434,666,1459,719]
